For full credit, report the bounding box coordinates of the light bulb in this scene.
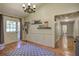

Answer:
[22,4,25,8]
[28,3,31,6]
[33,5,36,8]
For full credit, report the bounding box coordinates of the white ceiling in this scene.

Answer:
[0,3,42,18]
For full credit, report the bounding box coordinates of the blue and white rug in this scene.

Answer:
[7,43,55,56]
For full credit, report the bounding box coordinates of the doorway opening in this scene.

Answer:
[55,20,75,56]
[54,12,79,55]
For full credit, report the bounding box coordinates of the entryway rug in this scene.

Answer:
[6,43,55,56]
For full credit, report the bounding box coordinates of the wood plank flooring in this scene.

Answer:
[55,36,75,56]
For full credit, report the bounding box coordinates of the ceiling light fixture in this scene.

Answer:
[22,3,36,13]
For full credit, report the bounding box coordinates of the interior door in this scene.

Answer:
[4,16,20,44]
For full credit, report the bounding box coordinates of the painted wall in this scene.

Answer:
[67,22,74,36]
[74,17,79,38]
[22,18,30,41]
[22,3,79,48]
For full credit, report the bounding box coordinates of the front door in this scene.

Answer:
[4,16,20,44]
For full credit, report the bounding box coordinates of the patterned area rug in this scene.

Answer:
[7,43,55,56]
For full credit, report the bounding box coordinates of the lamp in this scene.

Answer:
[22,3,36,13]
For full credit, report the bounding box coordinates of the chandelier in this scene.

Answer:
[22,3,36,13]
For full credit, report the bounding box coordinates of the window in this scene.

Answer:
[6,20,16,32]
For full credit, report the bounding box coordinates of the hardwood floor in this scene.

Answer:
[0,42,17,56]
[55,36,75,56]
[0,40,74,56]
[0,41,26,56]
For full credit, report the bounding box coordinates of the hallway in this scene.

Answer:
[56,35,75,55]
